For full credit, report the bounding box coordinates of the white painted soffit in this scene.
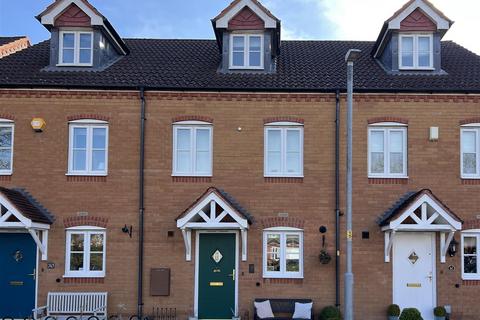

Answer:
[215,0,278,29]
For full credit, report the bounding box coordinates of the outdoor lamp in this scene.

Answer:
[448,237,458,257]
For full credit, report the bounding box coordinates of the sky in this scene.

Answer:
[0,0,479,54]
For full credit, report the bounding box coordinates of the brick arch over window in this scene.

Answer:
[261,217,305,229]
[63,216,108,228]
[460,117,480,125]
[0,114,15,121]
[67,114,110,122]
[54,3,91,27]
[367,117,409,125]
[172,115,213,123]
[264,117,304,125]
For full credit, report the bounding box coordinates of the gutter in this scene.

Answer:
[334,90,341,307]
[137,86,146,319]
[2,83,480,95]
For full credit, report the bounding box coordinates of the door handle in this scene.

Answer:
[227,269,235,281]
[426,272,433,281]
[28,268,36,280]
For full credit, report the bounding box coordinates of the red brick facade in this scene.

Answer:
[400,8,437,31]
[54,3,91,27]
[0,89,478,319]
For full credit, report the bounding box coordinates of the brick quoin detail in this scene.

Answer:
[261,217,305,229]
[459,117,480,125]
[400,8,436,32]
[64,216,108,228]
[172,115,213,123]
[368,178,408,185]
[367,117,409,125]
[264,117,305,125]
[54,3,91,27]
[67,175,107,182]
[228,6,265,30]
[63,277,104,284]
[463,219,480,230]
[172,176,212,183]
[264,177,303,183]
[67,114,110,122]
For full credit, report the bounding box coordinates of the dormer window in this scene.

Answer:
[399,34,433,70]
[59,31,93,66]
[230,34,264,69]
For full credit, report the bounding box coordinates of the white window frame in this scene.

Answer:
[58,30,94,66]
[172,121,213,177]
[229,33,264,70]
[461,125,480,179]
[0,119,14,175]
[368,123,408,178]
[461,230,480,280]
[264,122,304,177]
[398,33,434,70]
[64,226,106,278]
[67,120,109,176]
[263,227,304,279]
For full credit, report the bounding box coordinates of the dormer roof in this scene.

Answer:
[211,0,281,55]
[36,0,129,55]
[372,0,453,57]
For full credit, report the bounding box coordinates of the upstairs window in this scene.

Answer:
[399,34,433,70]
[230,34,263,69]
[59,31,93,66]
[65,227,106,278]
[68,120,108,176]
[461,126,480,179]
[173,122,213,176]
[264,122,304,177]
[0,120,13,175]
[368,124,407,178]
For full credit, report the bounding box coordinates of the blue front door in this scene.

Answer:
[0,233,37,318]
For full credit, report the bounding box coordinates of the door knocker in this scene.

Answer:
[13,250,23,262]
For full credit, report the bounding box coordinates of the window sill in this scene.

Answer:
[56,63,93,67]
[229,66,264,70]
[262,275,304,279]
[66,173,108,176]
[399,67,435,71]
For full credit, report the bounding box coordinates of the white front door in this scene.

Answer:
[393,232,436,320]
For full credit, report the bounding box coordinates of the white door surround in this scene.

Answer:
[393,232,436,320]
[194,230,239,319]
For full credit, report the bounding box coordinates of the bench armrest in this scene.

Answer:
[93,305,107,316]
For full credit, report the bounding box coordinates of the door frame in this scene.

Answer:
[0,230,39,318]
[392,232,437,313]
[194,230,239,319]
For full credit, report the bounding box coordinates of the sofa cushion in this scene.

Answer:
[292,302,313,319]
[254,300,275,319]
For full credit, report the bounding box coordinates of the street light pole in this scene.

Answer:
[344,48,361,320]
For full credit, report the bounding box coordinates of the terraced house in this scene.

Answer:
[0,0,479,319]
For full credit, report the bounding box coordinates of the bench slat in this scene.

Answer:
[46,292,108,316]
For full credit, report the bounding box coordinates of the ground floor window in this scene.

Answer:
[65,227,106,277]
[263,228,303,278]
[462,231,480,280]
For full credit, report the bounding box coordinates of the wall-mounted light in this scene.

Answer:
[319,226,331,264]
[31,118,46,132]
[448,237,458,257]
[122,224,133,238]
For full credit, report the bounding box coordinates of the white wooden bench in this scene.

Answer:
[33,292,108,320]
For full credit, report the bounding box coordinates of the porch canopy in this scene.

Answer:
[377,189,462,263]
[0,187,54,260]
[176,187,253,261]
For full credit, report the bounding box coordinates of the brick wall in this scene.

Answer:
[0,90,478,319]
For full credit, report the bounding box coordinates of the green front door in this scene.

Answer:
[198,233,236,319]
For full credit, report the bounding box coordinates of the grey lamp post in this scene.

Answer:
[344,48,361,320]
